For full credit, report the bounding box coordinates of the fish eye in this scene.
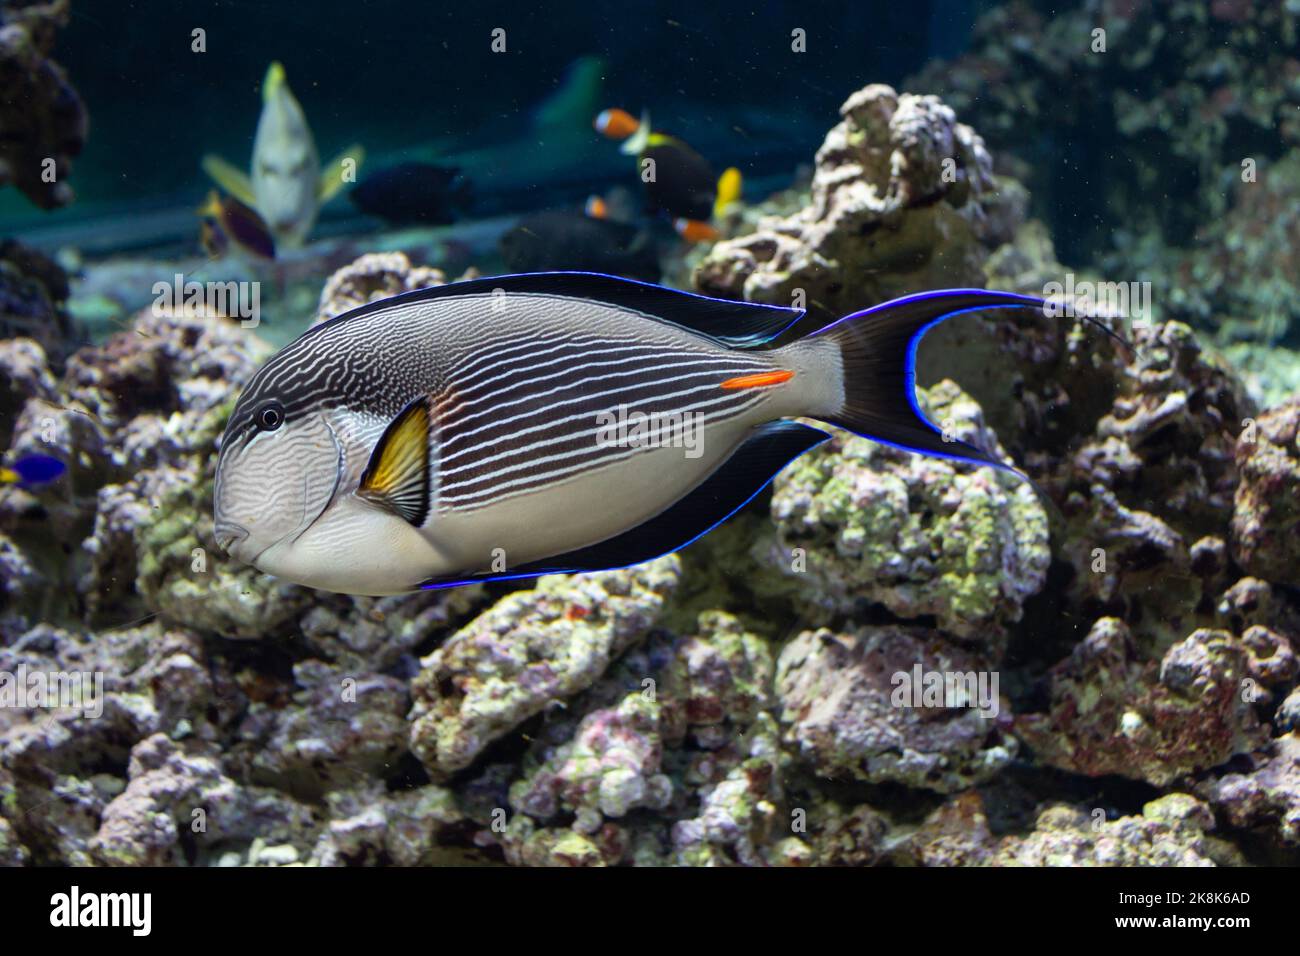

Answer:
[257,403,285,431]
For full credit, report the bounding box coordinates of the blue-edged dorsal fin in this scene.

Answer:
[311,272,805,350]
[418,420,829,590]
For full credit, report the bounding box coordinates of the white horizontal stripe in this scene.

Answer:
[442,395,767,509]
[444,342,706,420]
[450,333,627,387]
[440,377,759,477]
[441,390,767,497]
[441,351,763,452]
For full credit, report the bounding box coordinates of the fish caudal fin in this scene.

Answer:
[810,289,1049,469]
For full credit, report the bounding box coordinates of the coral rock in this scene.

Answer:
[694,84,1009,319]
[1015,618,1268,786]
[1232,397,1300,584]
[776,625,1016,793]
[408,558,680,778]
[758,380,1048,648]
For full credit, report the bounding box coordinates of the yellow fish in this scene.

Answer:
[201,62,363,247]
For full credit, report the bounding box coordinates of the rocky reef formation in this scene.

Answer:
[0,0,87,209]
[0,239,76,366]
[1,76,1297,867]
[907,0,1300,385]
[695,83,1018,322]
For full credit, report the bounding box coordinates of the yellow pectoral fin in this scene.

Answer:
[201,155,256,206]
[319,144,365,202]
[358,397,431,527]
[0,467,17,484]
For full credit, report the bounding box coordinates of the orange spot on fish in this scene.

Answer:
[673,218,720,243]
[584,195,608,219]
[594,108,640,140]
[720,369,795,390]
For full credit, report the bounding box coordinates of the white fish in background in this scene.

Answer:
[213,273,1112,597]
[202,62,363,247]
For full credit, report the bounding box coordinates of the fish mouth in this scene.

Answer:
[215,520,270,565]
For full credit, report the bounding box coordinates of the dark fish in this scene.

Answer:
[640,135,718,222]
[199,191,276,260]
[498,210,660,282]
[350,163,474,225]
[594,108,735,231]
[1,454,66,486]
[213,273,1073,596]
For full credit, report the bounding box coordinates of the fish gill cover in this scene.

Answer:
[0,0,1295,890]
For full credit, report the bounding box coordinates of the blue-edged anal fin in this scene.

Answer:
[418,420,829,589]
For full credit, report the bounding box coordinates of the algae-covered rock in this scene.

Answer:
[668,710,787,866]
[490,611,790,867]
[90,733,318,866]
[408,557,681,778]
[801,798,890,867]
[695,84,1010,321]
[131,408,312,640]
[1015,618,1268,787]
[992,795,1243,867]
[313,784,464,866]
[1057,321,1254,651]
[242,661,410,798]
[508,692,673,829]
[776,626,1016,793]
[1232,397,1300,585]
[757,380,1048,647]
[1198,732,1300,847]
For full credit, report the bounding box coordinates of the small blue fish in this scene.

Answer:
[0,454,67,487]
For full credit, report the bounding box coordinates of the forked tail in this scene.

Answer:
[800,288,1119,469]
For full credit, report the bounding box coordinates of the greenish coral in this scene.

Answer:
[408,557,681,779]
[776,625,1016,792]
[133,399,311,639]
[757,380,1048,647]
[993,795,1244,867]
[1015,618,1268,787]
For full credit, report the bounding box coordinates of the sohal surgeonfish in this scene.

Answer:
[213,273,1092,596]
[202,62,363,247]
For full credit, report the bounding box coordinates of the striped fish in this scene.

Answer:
[213,273,1057,596]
